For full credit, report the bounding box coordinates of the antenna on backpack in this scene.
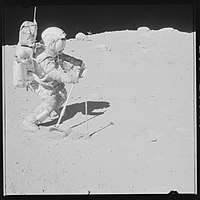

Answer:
[33,6,38,54]
[33,6,37,24]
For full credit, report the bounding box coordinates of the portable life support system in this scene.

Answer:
[13,46,36,88]
[13,7,38,88]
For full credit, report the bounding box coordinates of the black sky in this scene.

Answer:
[2,2,195,45]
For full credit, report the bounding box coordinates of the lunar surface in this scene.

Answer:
[3,27,196,194]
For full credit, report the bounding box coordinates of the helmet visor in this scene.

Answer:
[57,39,66,52]
[60,32,67,40]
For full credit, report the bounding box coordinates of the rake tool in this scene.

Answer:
[49,83,74,136]
[48,64,87,137]
[85,85,89,134]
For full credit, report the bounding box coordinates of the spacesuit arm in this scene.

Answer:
[43,59,78,84]
[47,68,78,84]
[26,72,52,89]
[60,53,83,67]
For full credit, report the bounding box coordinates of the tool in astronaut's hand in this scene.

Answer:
[49,83,75,136]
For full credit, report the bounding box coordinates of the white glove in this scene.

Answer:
[70,71,79,84]
[78,63,87,78]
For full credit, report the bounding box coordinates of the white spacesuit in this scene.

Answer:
[22,27,85,132]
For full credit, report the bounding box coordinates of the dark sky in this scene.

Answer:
[2,3,195,45]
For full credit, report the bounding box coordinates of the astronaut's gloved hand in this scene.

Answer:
[62,61,74,73]
[71,76,79,84]
[78,62,87,78]
[70,71,79,84]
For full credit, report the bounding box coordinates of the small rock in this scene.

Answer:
[148,130,158,142]
[79,189,90,194]
[168,190,179,194]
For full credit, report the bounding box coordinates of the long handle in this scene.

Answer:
[55,84,74,127]
[85,85,89,133]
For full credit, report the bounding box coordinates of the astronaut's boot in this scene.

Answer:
[54,109,61,116]
[78,63,87,78]
[50,110,60,119]
[22,113,39,132]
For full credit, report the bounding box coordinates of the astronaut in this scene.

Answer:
[22,27,85,132]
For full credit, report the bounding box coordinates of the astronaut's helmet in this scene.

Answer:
[41,27,67,55]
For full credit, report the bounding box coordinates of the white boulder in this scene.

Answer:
[75,32,89,41]
[137,26,150,33]
[158,27,175,32]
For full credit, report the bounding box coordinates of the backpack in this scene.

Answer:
[13,45,35,88]
[13,21,37,88]
[18,21,37,47]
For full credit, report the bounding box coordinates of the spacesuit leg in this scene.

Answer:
[22,85,59,131]
[22,96,58,131]
[53,94,66,115]
[53,83,68,115]
[35,98,57,122]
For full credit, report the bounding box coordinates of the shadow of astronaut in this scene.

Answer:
[38,101,110,127]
